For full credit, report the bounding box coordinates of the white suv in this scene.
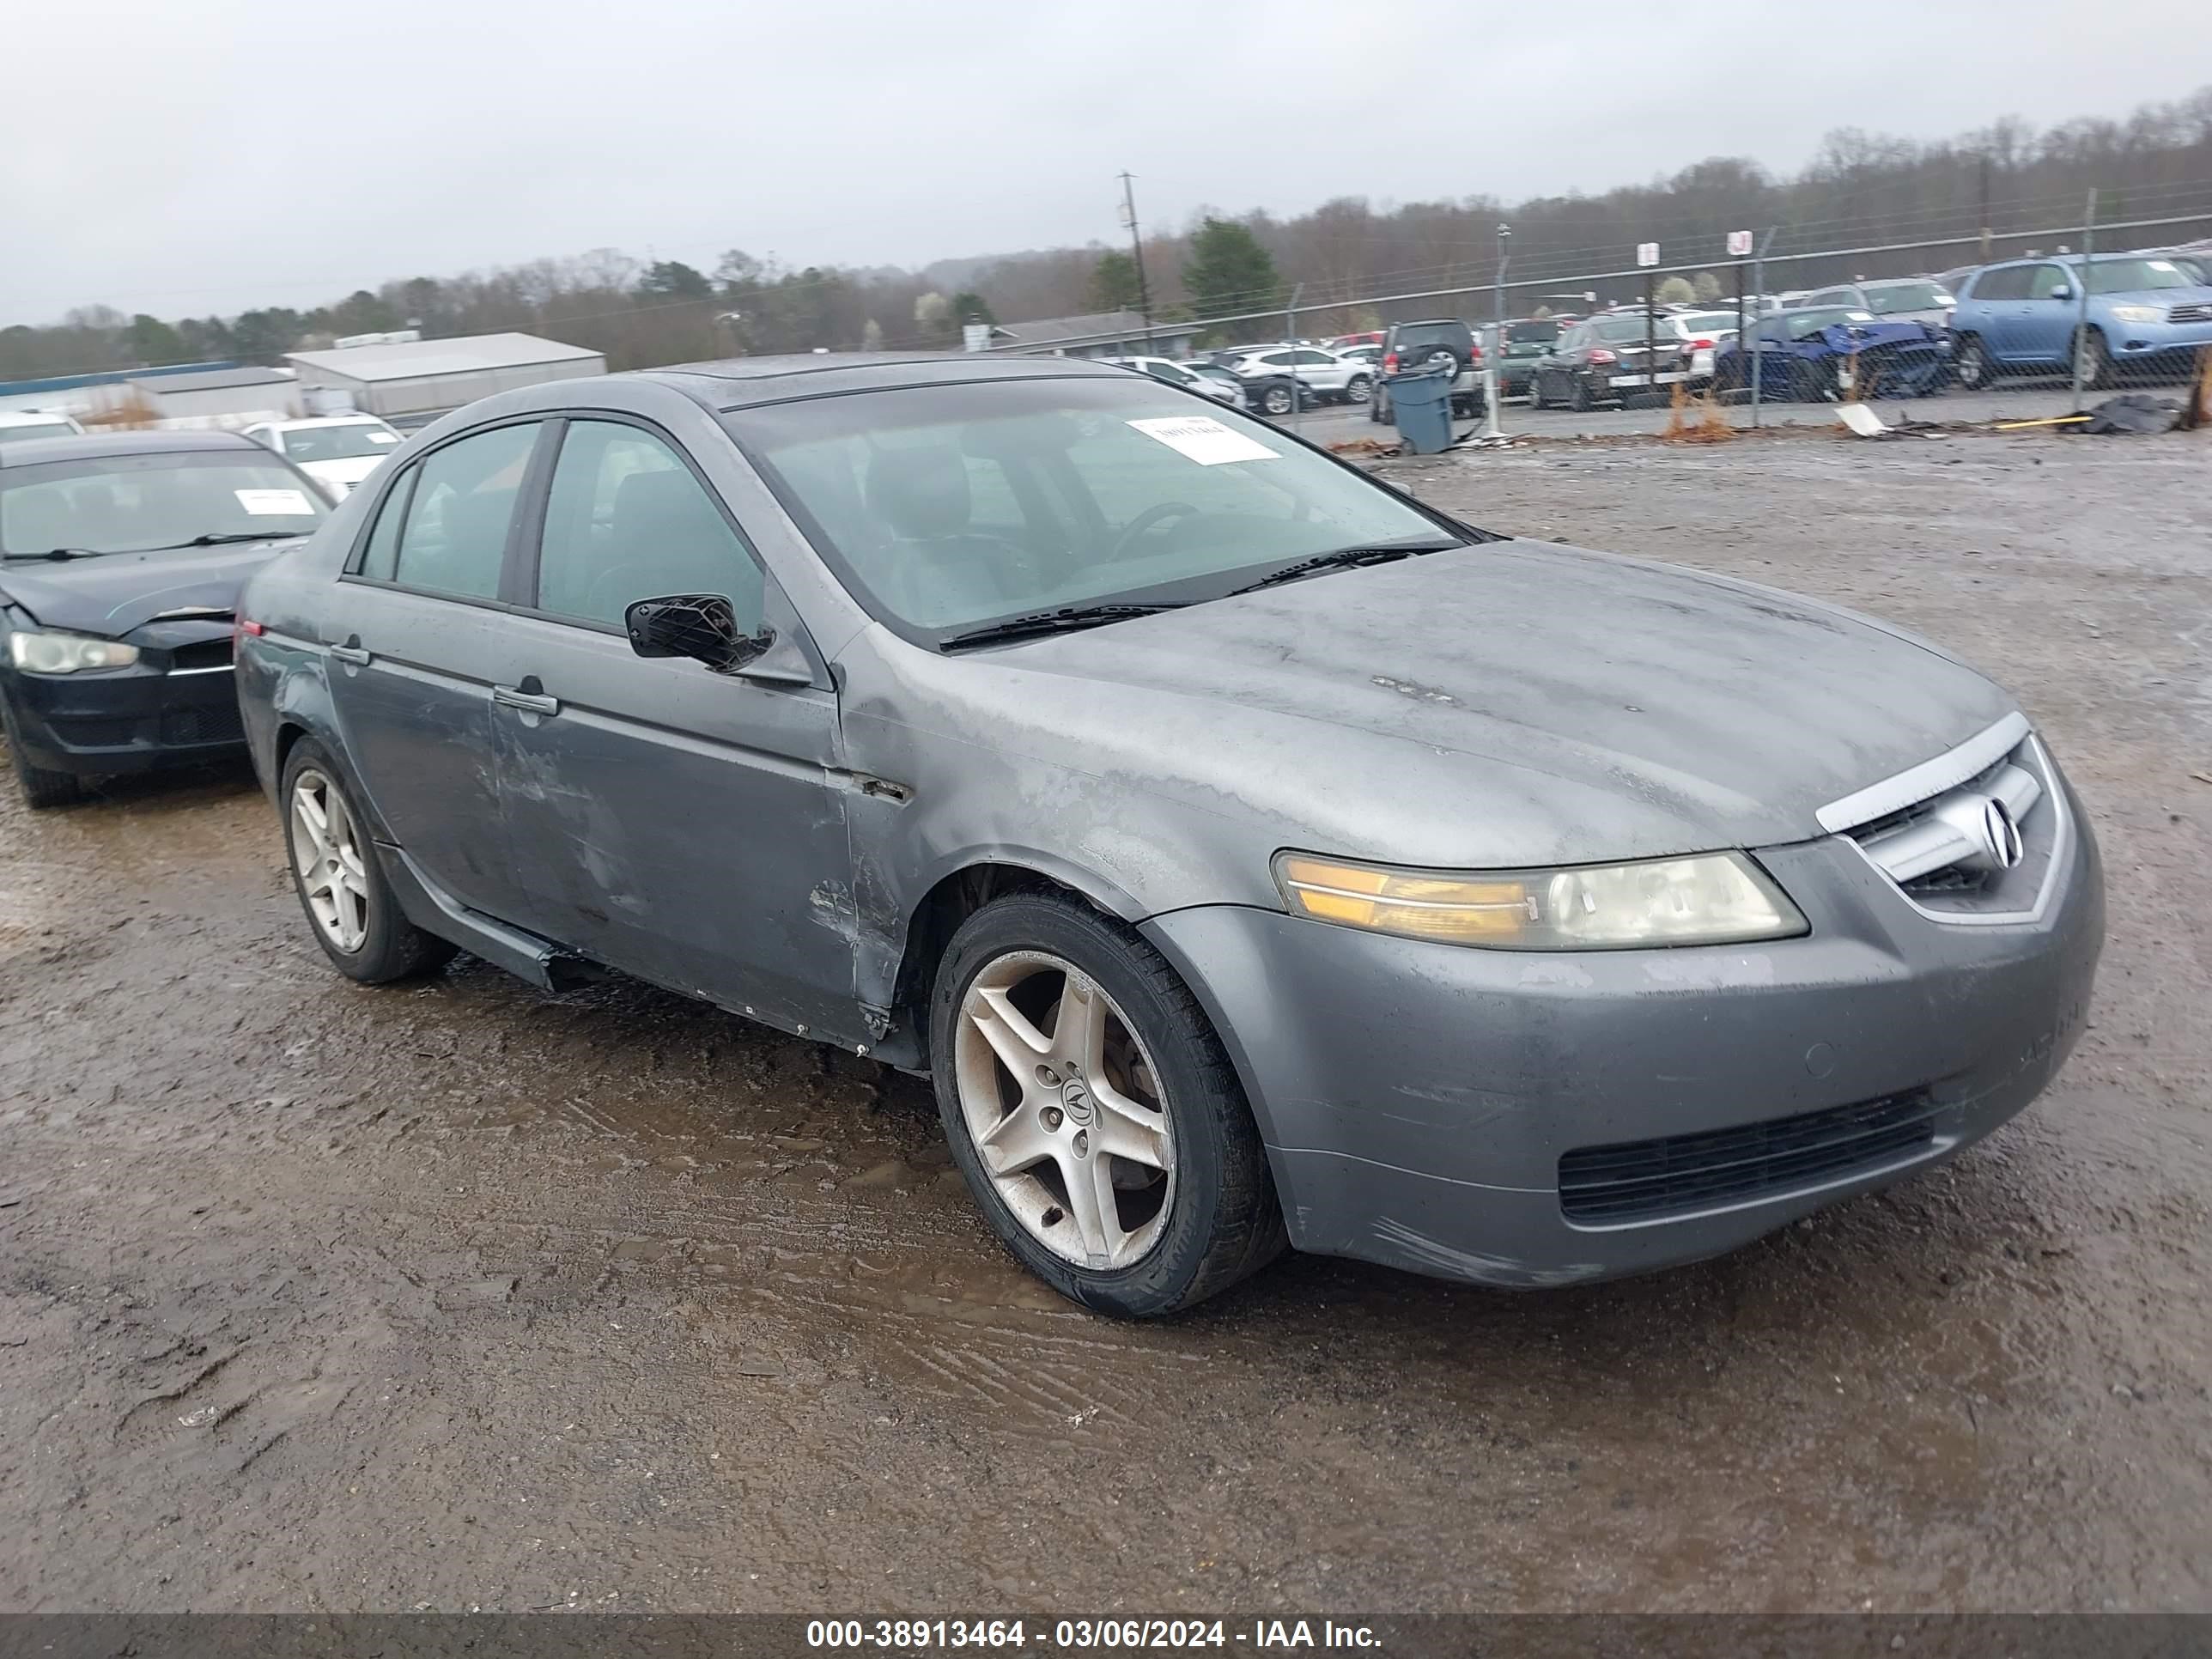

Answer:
[1097,356,1241,404]
[1221,345,1375,405]
[0,410,88,445]
[242,415,405,498]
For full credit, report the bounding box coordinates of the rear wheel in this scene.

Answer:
[1345,374,1372,405]
[930,893,1285,1318]
[3,698,81,810]
[281,738,458,983]
[1260,384,1295,417]
[1526,371,1548,410]
[1954,335,1994,391]
[1569,374,1592,412]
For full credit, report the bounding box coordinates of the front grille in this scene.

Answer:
[168,638,234,672]
[1838,729,2059,918]
[2167,302,2212,325]
[1559,1091,1939,1224]
[160,702,244,745]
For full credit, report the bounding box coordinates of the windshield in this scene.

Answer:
[1861,282,1948,313]
[0,422,77,444]
[724,376,1455,642]
[2080,258,2203,295]
[283,422,402,462]
[1592,316,1664,343]
[0,450,328,556]
[1786,308,1876,339]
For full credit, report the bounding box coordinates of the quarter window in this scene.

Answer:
[387,422,539,601]
[535,421,764,633]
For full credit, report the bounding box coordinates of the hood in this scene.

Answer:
[297,456,386,493]
[965,541,2014,867]
[0,539,303,637]
[2100,282,2212,307]
[1813,321,1940,351]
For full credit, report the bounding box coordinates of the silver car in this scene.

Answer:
[234,356,2103,1317]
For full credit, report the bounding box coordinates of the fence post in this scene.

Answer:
[1485,224,1510,439]
[1748,230,1775,427]
[2069,189,2098,413]
[1285,283,1304,434]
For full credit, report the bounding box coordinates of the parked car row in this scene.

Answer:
[0,355,2104,1323]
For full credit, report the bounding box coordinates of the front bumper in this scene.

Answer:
[1141,789,2102,1289]
[3,650,245,776]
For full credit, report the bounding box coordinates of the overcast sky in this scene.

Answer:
[4,0,2207,325]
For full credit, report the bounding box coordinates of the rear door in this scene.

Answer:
[489,414,856,1036]
[325,419,548,920]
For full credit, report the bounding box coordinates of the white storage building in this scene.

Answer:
[117,366,302,423]
[284,332,606,419]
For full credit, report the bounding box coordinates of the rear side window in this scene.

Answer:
[389,422,539,601]
[535,420,764,633]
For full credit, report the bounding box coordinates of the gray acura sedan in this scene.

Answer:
[234,356,2102,1316]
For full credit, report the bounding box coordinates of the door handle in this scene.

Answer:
[328,642,371,665]
[493,684,561,716]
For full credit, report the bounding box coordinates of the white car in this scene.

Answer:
[1097,356,1241,404]
[0,410,88,444]
[1220,345,1375,404]
[242,415,404,498]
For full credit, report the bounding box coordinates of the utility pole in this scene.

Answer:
[1978,153,1992,264]
[1118,172,1154,349]
[1485,223,1510,439]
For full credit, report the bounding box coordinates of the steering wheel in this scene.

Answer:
[1108,502,1201,562]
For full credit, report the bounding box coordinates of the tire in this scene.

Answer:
[1345,374,1372,405]
[929,892,1285,1318]
[1367,391,1385,423]
[279,738,458,983]
[1569,374,1592,412]
[1954,335,1994,392]
[1526,372,1548,410]
[3,697,82,810]
[2074,326,2113,392]
[1260,384,1294,417]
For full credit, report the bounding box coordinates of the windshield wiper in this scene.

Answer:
[939,602,1186,652]
[1229,541,1461,594]
[2,546,106,562]
[180,532,287,546]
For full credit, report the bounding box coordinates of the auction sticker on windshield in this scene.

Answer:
[235,489,314,515]
[1126,416,1280,465]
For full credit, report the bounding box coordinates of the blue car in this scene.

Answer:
[1711,307,1951,402]
[1949,252,2212,390]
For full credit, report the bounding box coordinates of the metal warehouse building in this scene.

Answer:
[284,332,606,419]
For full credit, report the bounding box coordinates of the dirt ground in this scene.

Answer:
[3,429,2209,1615]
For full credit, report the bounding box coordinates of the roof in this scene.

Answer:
[644,351,1124,409]
[126,366,295,395]
[0,361,244,399]
[987,310,1181,347]
[285,331,604,383]
[0,428,260,470]
[252,415,393,432]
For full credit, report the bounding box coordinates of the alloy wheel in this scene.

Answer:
[290,768,370,953]
[953,950,1176,1271]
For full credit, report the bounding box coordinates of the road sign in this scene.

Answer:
[1727,230,1754,258]
[1636,242,1660,268]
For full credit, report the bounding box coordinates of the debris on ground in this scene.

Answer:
[2067,394,2185,435]
[1445,430,1525,450]
[1326,436,1398,458]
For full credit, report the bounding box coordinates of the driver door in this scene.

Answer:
[486,416,860,1041]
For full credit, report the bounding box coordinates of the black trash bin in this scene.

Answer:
[1384,366,1455,453]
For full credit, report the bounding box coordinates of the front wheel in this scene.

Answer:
[281,738,458,983]
[2074,326,2113,391]
[930,893,1285,1318]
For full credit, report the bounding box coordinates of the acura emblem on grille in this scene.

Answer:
[1980,797,2025,871]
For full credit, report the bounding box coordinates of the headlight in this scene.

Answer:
[2107,304,2163,325]
[1273,850,1807,950]
[9,630,140,674]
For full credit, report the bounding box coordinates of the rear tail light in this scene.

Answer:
[1588,349,1617,365]
[1382,352,1399,372]
[234,618,264,645]
[1687,337,1715,350]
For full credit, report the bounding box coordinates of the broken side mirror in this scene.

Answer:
[624,592,766,673]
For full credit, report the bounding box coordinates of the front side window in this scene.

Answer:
[726,375,1455,641]
[2027,264,2071,301]
[534,421,763,632]
[0,449,326,557]
[1144,362,1193,386]
[386,422,538,601]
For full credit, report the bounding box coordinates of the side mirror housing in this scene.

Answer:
[2048,284,2074,301]
[624,593,763,673]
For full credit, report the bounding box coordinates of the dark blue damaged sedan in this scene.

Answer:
[233,354,2102,1316]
